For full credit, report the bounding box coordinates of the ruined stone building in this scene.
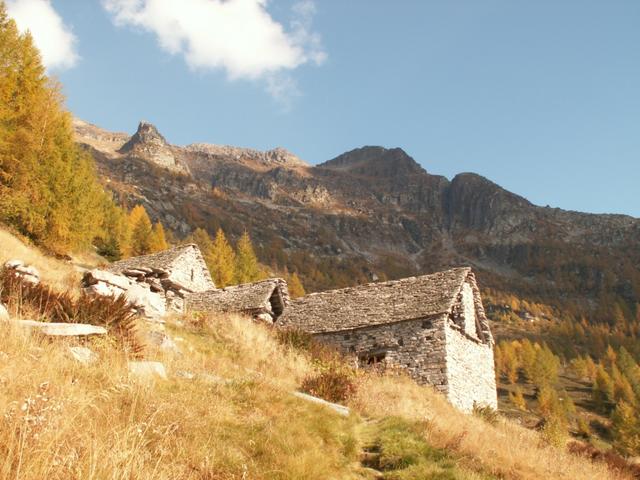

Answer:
[85,243,290,322]
[107,244,215,294]
[185,278,290,323]
[83,244,215,318]
[277,267,497,412]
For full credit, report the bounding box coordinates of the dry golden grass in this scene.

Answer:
[351,374,631,480]
[0,228,101,293]
[0,315,364,480]
[0,311,630,480]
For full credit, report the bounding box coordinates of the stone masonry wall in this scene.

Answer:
[460,282,478,338]
[314,315,449,394]
[444,322,498,412]
[168,247,214,293]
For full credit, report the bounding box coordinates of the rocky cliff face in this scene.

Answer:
[74,119,640,310]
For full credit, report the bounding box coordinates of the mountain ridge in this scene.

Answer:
[74,118,640,315]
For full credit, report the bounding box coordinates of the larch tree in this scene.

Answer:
[129,205,154,256]
[234,230,261,284]
[288,272,306,298]
[209,228,235,287]
[189,227,214,256]
[0,4,121,253]
[612,401,640,456]
[150,222,169,253]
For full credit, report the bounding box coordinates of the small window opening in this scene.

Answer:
[190,269,194,281]
[422,320,433,329]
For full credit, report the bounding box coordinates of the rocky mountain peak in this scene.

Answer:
[117,121,186,174]
[319,146,425,177]
[120,121,168,153]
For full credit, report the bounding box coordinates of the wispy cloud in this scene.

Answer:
[102,0,326,106]
[6,0,79,71]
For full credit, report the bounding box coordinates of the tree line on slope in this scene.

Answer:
[186,227,305,295]
[0,5,119,253]
[496,338,640,456]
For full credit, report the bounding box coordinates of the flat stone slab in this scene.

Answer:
[84,269,131,290]
[291,391,350,417]
[12,320,107,336]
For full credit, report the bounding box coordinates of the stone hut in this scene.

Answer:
[83,244,215,318]
[185,278,290,323]
[107,244,215,293]
[277,267,497,412]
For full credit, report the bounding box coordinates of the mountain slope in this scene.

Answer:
[74,119,640,318]
[0,229,628,480]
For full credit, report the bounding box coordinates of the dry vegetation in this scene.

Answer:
[0,311,631,480]
[0,228,101,293]
[0,227,631,479]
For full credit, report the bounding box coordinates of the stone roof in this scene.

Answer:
[185,278,290,317]
[107,244,200,274]
[278,267,478,334]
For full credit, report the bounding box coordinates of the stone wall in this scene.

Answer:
[167,247,214,293]
[444,321,498,412]
[314,315,450,394]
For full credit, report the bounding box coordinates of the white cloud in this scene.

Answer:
[102,0,326,102]
[6,0,79,70]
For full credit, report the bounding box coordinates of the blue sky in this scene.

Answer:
[7,0,640,217]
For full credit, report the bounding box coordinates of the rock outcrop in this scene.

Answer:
[119,121,188,174]
[4,260,40,285]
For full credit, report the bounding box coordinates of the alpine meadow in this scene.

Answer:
[1,2,640,479]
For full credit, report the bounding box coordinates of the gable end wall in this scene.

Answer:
[168,248,215,292]
[443,282,497,412]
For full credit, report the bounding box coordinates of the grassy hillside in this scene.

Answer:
[0,225,632,479]
[0,227,103,293]
[0,317,629,478]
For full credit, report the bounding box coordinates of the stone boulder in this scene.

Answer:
[4,260,40,285]
[125,282,166,320]
[291,391,350,417]
[82,269,166,320]
[0,303,8,320]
